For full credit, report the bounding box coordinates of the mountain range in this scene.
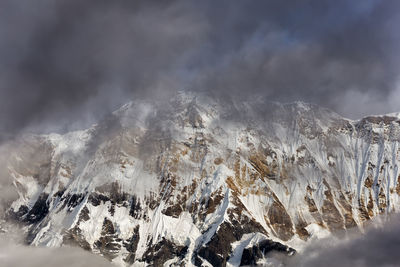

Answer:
[1,91,400,266]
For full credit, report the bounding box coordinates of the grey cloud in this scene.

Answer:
[0,0,205,137]
[0,143,18,216]
[193,0,400,118]
[283,215,400,267]
[0,237,110,267]
[0,0,400,140]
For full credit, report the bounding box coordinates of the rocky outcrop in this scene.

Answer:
[240,239,295,266]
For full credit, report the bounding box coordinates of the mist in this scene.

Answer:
[0,235,111,267]
[0,0,400,140]
[282,215,400,267]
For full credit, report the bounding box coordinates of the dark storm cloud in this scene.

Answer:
[0,0,206,138]
[285,215,400,267]
[0,0,399,139]
[193,0,400,118]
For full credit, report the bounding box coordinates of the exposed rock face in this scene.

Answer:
[240,239,295,266]
[94,218,122,260]
[2,91,400,266]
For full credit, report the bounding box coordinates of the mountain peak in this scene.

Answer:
[4,89,400,266]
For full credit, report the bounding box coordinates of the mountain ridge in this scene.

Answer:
[2,91,400,266]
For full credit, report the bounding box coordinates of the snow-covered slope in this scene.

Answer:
[3,91,400,266]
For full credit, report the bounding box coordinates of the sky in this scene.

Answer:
[0,0,400,139]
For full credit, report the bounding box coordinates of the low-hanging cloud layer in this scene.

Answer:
[0,234,111,267]
[284,215,400,267]
[0,0,400,138]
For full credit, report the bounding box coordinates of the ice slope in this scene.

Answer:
[3,91,400,266]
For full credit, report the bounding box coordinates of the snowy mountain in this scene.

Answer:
[2,91,400,266]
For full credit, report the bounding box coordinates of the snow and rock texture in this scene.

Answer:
[3,91,400,266]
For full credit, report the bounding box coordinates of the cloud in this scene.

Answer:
[0,0,206,137]
[0,0,399,139]
[0,236,111,267]
[193,0,400,119]
[284,215,400,267]
[0,143,18,216]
